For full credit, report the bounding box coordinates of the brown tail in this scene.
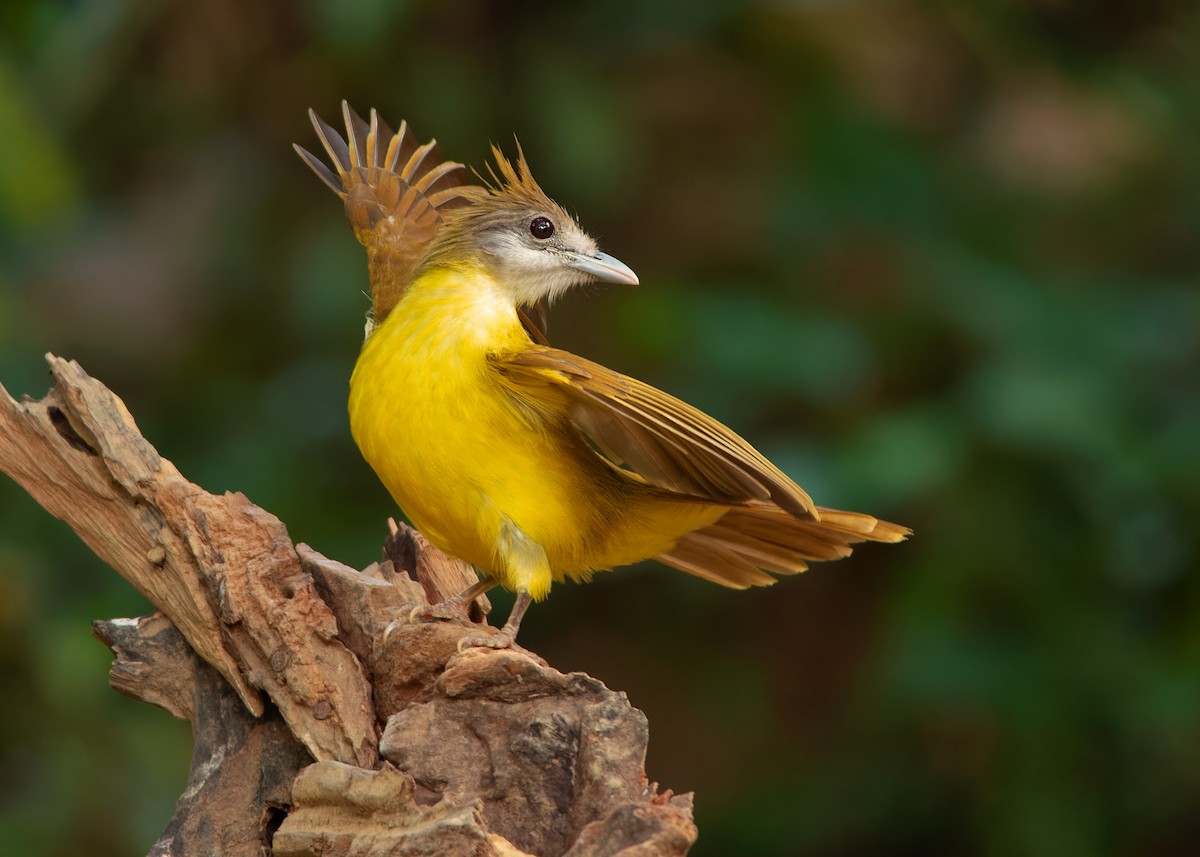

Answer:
[656,504,909,588]
[293,101,477,325]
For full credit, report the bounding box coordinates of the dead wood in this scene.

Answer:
[94,613,311,856]
[0,355,377,767]
[0,355,696,857]
[272,761,502,857]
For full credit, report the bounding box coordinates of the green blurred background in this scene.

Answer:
[1,1,1197,854]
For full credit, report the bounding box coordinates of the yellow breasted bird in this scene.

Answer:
[296,103,909,648]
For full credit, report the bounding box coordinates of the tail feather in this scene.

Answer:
[293,101,478,325]
[656,532,778,588]
[688,528,810,575]
[657,503,910,590]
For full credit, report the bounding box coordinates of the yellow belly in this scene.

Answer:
[347,266,723,599]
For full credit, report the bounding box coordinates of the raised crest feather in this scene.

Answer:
[296,105,552,341]
[294,102,478,327]
[477,140,556,209]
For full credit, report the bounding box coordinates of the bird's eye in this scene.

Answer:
[530,216,555,240]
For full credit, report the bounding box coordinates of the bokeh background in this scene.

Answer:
[1,1,1198,855]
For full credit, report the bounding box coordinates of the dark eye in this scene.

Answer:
[530,216,555,240]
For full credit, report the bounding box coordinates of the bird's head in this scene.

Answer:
[421,144,638,305]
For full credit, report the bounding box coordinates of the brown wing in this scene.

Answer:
[294,101,479,324]
[492,346,818,519]
[493,346,911,588]
[517,303,550,346]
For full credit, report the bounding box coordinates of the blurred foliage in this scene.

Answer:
[1,0,1198,855]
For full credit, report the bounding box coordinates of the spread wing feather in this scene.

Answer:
[493,346,911,589]
[492,346,818,518]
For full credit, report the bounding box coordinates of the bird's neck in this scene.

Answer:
[372,262,529,359]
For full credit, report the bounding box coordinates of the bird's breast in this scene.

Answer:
[347,268,616,576]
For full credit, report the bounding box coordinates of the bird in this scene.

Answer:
[295,102,909,649]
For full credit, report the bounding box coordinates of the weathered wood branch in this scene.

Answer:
[0,355,377,767]
[94,613,311,856]
[0,355,697,856]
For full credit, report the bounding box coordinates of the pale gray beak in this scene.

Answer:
[566,251,639,286]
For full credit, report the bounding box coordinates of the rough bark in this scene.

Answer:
[94,613,312,856]
[0,355,696,857]
[0,355,376,767]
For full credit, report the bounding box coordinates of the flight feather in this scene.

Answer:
[492,345,819,519]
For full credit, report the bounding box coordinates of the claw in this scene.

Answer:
[455,627,548,666]
[383,578,497,644]
[410,600,467,623]
[456,591,533,653]
[457,629,516,653]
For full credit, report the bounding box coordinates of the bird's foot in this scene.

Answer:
[382,595,473,644]
[456,629,546,665]
[456,628,516,653]
[409,596,471,624]
[388,578,495,640]
[454,591,541,662]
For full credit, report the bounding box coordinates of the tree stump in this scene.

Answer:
[0,355,697,857]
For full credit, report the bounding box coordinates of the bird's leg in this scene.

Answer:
[456,519,546,656]
[457,590,533,653]
[409,577,496,623]
[385,578,495,644]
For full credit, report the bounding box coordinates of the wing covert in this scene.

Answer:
[492,346,818,519]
